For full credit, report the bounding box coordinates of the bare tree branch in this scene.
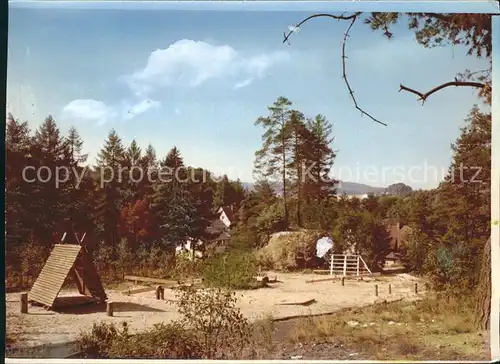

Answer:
[399,81,486,104]
[283,13,360,45]
[284,12,387,127]
[341,17,387,126]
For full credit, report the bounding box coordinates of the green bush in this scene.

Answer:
[78,322,121,358]
[108,322,203,359]
[174,285,251,359]
[78,286,251,359]
[78,321,203,359]
[202,250,258,289]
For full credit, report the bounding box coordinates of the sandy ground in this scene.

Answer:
[6,272,424,350]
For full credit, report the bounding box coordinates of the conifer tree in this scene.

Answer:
[254,96,294,229]
[94,129,126,249]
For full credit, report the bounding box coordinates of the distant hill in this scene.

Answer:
[336,181,386,196]
[241,181,412,196]
[385,183,413,196]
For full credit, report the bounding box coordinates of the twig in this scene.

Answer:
[283,13,359,45]
[399,81,486,104]
[284,12,387,127]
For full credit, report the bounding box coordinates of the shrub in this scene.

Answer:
[202,250,258,289]
[78,286,251,359]
[174,285,251,359]
[78,322,121,358]
[108,322,203,359]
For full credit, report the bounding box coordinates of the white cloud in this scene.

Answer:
[62,98,160,124]
[123,39,290,96]
[62,99,116,125]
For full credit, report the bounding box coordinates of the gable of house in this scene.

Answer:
[217,206,235,227]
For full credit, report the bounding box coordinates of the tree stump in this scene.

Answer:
[20,293,28,314]
[107,302,114,316]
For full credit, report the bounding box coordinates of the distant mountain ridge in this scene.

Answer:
[241,181,412,196]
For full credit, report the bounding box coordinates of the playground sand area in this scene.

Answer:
[6,272,424,350]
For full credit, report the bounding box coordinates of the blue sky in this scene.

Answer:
[7,2,495,189]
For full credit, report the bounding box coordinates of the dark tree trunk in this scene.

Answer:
[475,237,491,330]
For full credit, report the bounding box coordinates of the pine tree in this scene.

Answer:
[305,114,337,201]
[431,107,491,292]
[30,115,69,244]
[61,126,94,231]
[213,175,231,209]
[287,110,309,227]
[123,139,143,201]
[94,129,126,249]
[139,143,157,200]
[152,147,208,258]
[5,114,33,253]
[254,96,294,229]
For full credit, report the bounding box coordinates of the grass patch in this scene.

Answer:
[286,295,487,360]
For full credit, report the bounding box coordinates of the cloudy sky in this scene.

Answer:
[7,2,494,189]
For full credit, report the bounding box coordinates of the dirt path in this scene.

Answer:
[6,272,424,352]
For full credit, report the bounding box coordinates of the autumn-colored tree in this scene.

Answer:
[119,198,157,248]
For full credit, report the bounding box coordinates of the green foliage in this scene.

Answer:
[202,250,258,290]
[107,322,203,359]
[175,285,251,358]
[78,286,251,359]
[332,205,390,272]
[78,322,121,358]
[400,229,429,274]
[115,239,134,279]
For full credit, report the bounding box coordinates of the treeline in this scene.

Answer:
[5,98,491,298]
[5,114,247,286]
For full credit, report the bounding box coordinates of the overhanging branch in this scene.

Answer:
[341,17,387,126]
[284,12,387,127]
[399,81,486,104]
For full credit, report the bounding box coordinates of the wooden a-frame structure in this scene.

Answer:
[29,227,107,309]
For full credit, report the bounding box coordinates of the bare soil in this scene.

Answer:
[6,272,424,351]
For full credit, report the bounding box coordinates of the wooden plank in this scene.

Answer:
[121,286,157,295]
[124,275,177,285]
[306,277,337,283]
[124,276,203,286]
[277,298,316,306]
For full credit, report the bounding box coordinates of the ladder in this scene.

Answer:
[329,254,372,277]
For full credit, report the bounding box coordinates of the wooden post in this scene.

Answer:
[160,286,164,300]
[375,284,378,297]
[341,277,345,286]
[156,285,163,300]
[329,253,334,276]
[20,293,28,314]
[343,255,347,276]
[414,283,418,294]
[106,302,114,316]
[425,282,429,291]
[356,255,360,277]
[388,284,392,294]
